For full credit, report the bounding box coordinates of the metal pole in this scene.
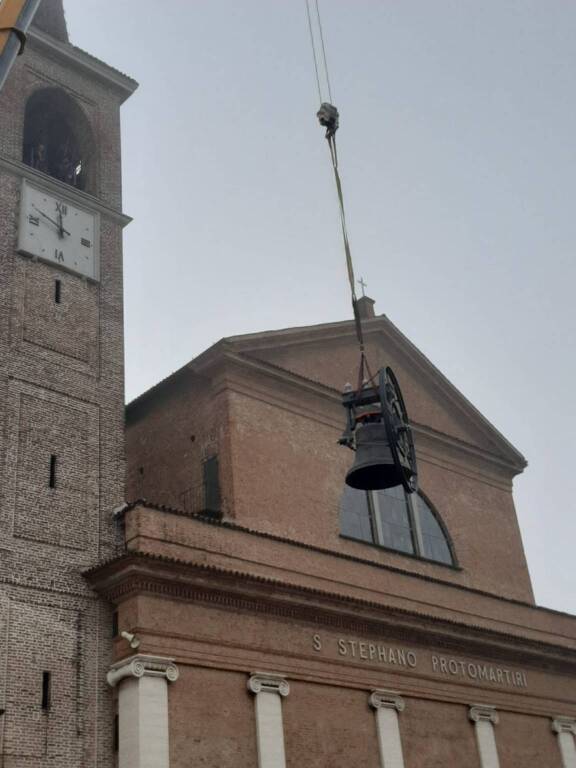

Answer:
[0,0,42,93]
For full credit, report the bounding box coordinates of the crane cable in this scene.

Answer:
[305,0,372,387]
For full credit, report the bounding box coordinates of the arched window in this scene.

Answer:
[22,88,95,193]
[340,485,455,566]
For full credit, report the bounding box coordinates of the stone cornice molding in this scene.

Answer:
[248,673,290,697]
[128,320,524,472]
[0,155,132,227]
[369,690,405,713]
[226,318,382,352]
[107,655,179,688]
[28,29,138,100]
[84,551,576,675]
[217,321,525,471]
[413,426,518,483]
[195,351,522,477]
[552,717,576,736]
[198,350,342,410]
[469,705,499,725]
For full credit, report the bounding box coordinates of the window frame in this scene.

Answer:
[340,487,459,569]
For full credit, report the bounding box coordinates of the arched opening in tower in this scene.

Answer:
[22,88,95,193]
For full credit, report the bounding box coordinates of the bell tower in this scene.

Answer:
[0,1,137,765]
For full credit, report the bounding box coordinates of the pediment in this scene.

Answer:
[224,316,525,470]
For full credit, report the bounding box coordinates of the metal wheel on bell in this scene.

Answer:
[380,367,418,493]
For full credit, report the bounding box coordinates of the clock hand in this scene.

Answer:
[32,205,71,237]
[32,205,59,228]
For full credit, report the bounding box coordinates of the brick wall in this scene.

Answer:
[401,699,480,767]
[283,681,381,767]
[169,667,257,767]
[127,340,534,601]
[127,373,234,517]
[0,26,134,768]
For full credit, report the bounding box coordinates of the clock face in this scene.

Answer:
[18,182,99,280]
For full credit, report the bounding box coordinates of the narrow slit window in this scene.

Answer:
[41,671,51,709]
[203,455,221,515]
[54,279,61,304]
[112,611,118,638]
[49,455,57,488]
[113,713,119,752]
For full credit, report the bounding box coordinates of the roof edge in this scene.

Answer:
[110,499,572,620]
[28,29,138,100]
[126,313,526,468]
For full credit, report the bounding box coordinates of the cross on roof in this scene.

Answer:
[358,277,368,297]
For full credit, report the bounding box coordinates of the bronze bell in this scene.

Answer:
[345,422,408,491]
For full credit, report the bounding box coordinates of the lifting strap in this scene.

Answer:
[307,1,374,384]
[319,104,364,350]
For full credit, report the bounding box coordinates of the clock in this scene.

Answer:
[18,181,99,281]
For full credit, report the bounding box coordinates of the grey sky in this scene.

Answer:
[64,1,576,613]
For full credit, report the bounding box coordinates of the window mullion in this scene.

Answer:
[409,493,425,557]
[370,491,384,545]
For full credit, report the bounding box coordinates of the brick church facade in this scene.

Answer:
[1,3,576,768]
[87,300,576,768]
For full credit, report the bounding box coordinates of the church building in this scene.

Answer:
[92,296,576,768]
[1,2,576,768]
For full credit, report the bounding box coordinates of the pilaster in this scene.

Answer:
[107,655,179,768]
[248,673,290,768]
[469,705,500,768]
[369,690,406,768]
[552,717,576,768]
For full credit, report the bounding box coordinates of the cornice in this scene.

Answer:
[84,551,576,673]
[132,348,522,479]
[27,30,138,101]
[225,316,526,470]
[0,155,132,227]
[226,318,380,347]
[413,423,521,477]
[110,500,575,623]
[198,349,341,405]
[127,330,525,475]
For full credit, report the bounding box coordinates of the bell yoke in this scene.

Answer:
[340,367,418,493]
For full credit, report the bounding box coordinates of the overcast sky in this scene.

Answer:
[65,1,575,613]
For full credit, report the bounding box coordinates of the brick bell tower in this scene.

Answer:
[0,1,137,764]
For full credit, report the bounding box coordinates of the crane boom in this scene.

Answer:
[0,0,42,92]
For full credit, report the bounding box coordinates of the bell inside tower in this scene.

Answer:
[22,87,94,192]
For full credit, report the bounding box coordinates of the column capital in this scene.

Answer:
[107,654,180,688]
[552,717,576,735]
[370,690,405,713]
[469,705,499,725]
[248,673,290,698]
